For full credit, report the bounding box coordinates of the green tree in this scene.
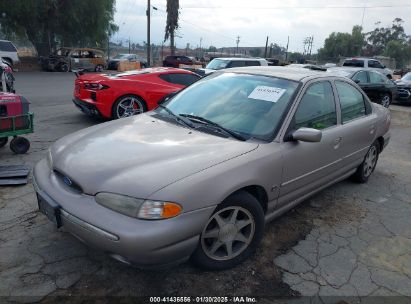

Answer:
[318,26,365,61]
[0,0,117,56]
[164,0,179,55]
[384,40,411,68]
[364,18,410,56]
[249,48,262,57]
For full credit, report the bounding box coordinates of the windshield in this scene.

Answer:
[206,59,230,70]
[113,54,130,59]
[402,72,411,81]
[159,72,299,140]
[343,60,364,68]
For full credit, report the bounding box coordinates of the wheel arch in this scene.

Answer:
[376,136,384,152]
[226,185,268,214]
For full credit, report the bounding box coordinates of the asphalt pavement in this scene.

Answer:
[0,72,410,303]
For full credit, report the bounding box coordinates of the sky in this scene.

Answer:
[113,0,411,53]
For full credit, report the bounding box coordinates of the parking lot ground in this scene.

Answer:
[0,72,410,303]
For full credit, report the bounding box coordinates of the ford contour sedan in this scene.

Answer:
[34,67,391,270]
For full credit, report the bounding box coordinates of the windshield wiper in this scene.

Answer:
[157,105,194,128]
[179,114,246,141]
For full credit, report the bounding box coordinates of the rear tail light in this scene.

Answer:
[84,83,109,90]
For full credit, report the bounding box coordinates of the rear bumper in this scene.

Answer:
[72,98,102,117]
[33,159,214,268]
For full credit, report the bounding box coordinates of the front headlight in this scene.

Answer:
[95,193,182,220]
[46,149,53,169]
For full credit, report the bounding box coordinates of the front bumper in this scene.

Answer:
[397,87,411,100]
[33,158,215,267]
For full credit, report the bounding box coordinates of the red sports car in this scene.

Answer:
[73,68,201,119]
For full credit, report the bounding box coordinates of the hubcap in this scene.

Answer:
[381,95,390,108]
[363,146,377,177]
[116,97,144,118]
[201,206,255,261]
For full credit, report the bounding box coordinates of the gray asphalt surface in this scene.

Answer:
[0,72,410,303]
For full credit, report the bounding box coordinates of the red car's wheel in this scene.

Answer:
[112,95,147,119]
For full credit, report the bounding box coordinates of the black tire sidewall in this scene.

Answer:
[112,95,147,119]
[381,94,391,108]
[352,141,380,183]
[191,191,265,270]
[10,137,30,154]
[0,137,8,148]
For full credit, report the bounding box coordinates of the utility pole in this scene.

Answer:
[285,36,289,61]
[236,36,240,55]
[309,36,314,56]
[146,0,151,67]
[128,36,131,54]
[199,37,202,58]
[107,24,110,60]
[264,36,269,58]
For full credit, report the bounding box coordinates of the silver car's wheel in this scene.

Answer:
[363,145,378,178]
[352,141,380,183]
[191,191,264,270]
[381,94,391,108]
[201,206,255,261]
[113,95,146,119]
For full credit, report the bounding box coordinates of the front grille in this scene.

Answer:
[54,170,83,193]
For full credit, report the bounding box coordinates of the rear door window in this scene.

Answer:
[245,61,261,66]
[0,41,17,52]
[352,71,368,84]
[293,81,337,130]
[228,61,246,68]
[343,60,364,68]
[159,73,200,86]
[368,60,384,69]
[369,71,387,84]
[335,81,366,123]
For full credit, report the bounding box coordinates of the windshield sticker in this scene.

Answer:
[248,86,286,103]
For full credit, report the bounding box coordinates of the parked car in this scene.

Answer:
[395,72,411,102]
[35,66,390,269]
[0,40,19,67]
[199,57,268,76]
[328,68,396,108]
[341,57,393,79]
[0,58,15,92]
[107,53,147,70]
[41,47,106,72]
[163,55,195,68]
[73,67,201,119]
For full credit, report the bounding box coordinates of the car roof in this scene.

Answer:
[327,67,385,76]
[222,66,333,82]
[114,67,195,77]
[344,57,379,61]
[213,57,265,61]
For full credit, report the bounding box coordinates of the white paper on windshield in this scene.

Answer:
[248,86,286,103]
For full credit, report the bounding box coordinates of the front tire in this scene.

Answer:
[112,95,147,119]
[95,64,104,72]
[58,63,69,72]
[191,191,265,270]
[351,141,379,183]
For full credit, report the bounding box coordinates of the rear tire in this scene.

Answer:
[58,63,69,72]
[191,191,265,270]
[351,141,379,183]
[0,137,8,148]
[112,95,147,119]
[95,64,104,72]
[10,137,30,154]
[381,94,391,108]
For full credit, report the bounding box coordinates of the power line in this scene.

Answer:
[181,4,411,10]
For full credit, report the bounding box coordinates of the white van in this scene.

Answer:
[0,40,20,67]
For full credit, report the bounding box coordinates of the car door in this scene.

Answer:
[70,50,81,69]
[333,80,376,169]
[367,71,386,102]
[278,80,344,208]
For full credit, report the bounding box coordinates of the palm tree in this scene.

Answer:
[164,0,179,55]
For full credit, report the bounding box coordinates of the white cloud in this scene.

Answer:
[114,0,411,52]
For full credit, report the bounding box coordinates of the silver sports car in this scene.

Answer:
[34,67,391,270]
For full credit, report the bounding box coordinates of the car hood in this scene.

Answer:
[396,79,411,87]
[51,113,259,198]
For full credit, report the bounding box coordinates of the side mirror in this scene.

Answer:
[292,128,322,142]
[354,79,361,84]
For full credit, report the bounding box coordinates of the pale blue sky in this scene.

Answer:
[113,0,411,52]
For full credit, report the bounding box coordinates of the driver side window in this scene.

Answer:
[293,82,337,130]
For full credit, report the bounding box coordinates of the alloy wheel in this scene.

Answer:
[363,146,377,177]
[381,95,391,108]
[201,206,255,261]
[116,97,144,118]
